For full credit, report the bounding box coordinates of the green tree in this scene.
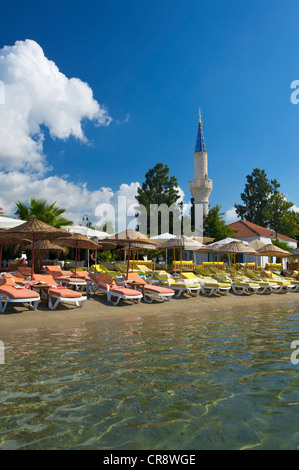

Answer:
[268,190,298,239]
[235,168,299,240]
[15,198,73,229]
[235,168,276,226]
[136,163,181,235]
[203,205,235,241]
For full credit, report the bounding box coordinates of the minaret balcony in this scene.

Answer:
[189,178,213,191]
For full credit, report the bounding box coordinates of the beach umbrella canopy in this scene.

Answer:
[23,239,67,273]
[24,239,68,252]
[0,228,31,269]
[160,235,205,278]
[256,243,290,273]
[5,219,72,277]
[256,244,291,257]
[160,235,205,251]
[55,233,102,274]
[214,241,258,276]
[102,229,158,277]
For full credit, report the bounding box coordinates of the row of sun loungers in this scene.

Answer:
[0,262,298,313]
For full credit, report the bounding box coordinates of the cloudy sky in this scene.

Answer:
[0,1,299,228]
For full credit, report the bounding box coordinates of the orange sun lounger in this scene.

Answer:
[32,275,87,310]
[0,278,40,313]
[44,265,87,291]
[88,273,143,305]
[122,273,175,303]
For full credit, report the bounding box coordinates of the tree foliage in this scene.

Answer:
[135,163,181,235]
[235,168,299,240]
[203,205,235,241]
[15,198,73,229]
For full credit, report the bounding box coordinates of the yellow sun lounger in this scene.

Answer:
[153,271,202,298]
[182,272,231,296]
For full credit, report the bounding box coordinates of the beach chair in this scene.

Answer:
[182,272,231,296]
[238,269,281,294]
[153,271,202,298]
[122,273,175,303]
[88,273,143,305]
[229,278,261,295]
[0,278,40,313]
[16,266,32,278]
[32,275,87,310]
[44,265,87,291]
[2,272,30,287]
[260,270,295,293]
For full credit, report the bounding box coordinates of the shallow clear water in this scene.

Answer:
[1,301,299,450]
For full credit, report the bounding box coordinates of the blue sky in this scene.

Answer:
[0,0,299,225]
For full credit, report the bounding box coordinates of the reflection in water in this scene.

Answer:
[0,301,299,450]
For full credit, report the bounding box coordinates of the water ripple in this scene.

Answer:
[0,303,299,449]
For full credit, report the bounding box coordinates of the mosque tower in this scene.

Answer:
[189,109,213,217]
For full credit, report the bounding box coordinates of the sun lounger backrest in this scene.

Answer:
[33,274,58,286]
[4,272,25,280]
[89,272,114,286]
[0,278,15,286]
[123,273,146,284]
[17,266,32,277]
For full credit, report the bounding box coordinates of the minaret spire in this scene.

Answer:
[189,108,213,219]
[195,108,206,153]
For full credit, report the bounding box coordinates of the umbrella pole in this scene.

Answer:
[173,248,176,273]
[126,241,131,279]
[180,247,183,279]
[75,241,78,275]
[31,233,35,279]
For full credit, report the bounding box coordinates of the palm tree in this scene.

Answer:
[15,198,73,229]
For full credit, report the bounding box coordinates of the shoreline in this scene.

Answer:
[0,291,298,339]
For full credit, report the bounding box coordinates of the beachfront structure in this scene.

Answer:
[189,109,213,218]
[229,220,298,267]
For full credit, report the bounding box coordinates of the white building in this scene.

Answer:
[229,220,298,268]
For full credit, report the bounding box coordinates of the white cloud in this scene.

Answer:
[225,207,238,224]
[0,39,111,173]
[292,205,299,213]
[0,171,114,224]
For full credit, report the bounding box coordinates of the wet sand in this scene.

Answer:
[1,290,298,339]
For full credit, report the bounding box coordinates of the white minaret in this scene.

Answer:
[189,109,213,217]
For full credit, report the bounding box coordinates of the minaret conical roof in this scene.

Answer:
[194,109,206,153]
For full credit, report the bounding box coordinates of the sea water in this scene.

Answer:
[0,301,299,450]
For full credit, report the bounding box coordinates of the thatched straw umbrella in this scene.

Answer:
[215,241,258,277]
[102,229,158,278]
[0,228,31,270]
[160,235,204,278]
[55,233,102,274]
[256,244,291,274]
[5,219,72,278]
[24,239,68,273]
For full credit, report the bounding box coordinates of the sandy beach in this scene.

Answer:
[1,290,298,339]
